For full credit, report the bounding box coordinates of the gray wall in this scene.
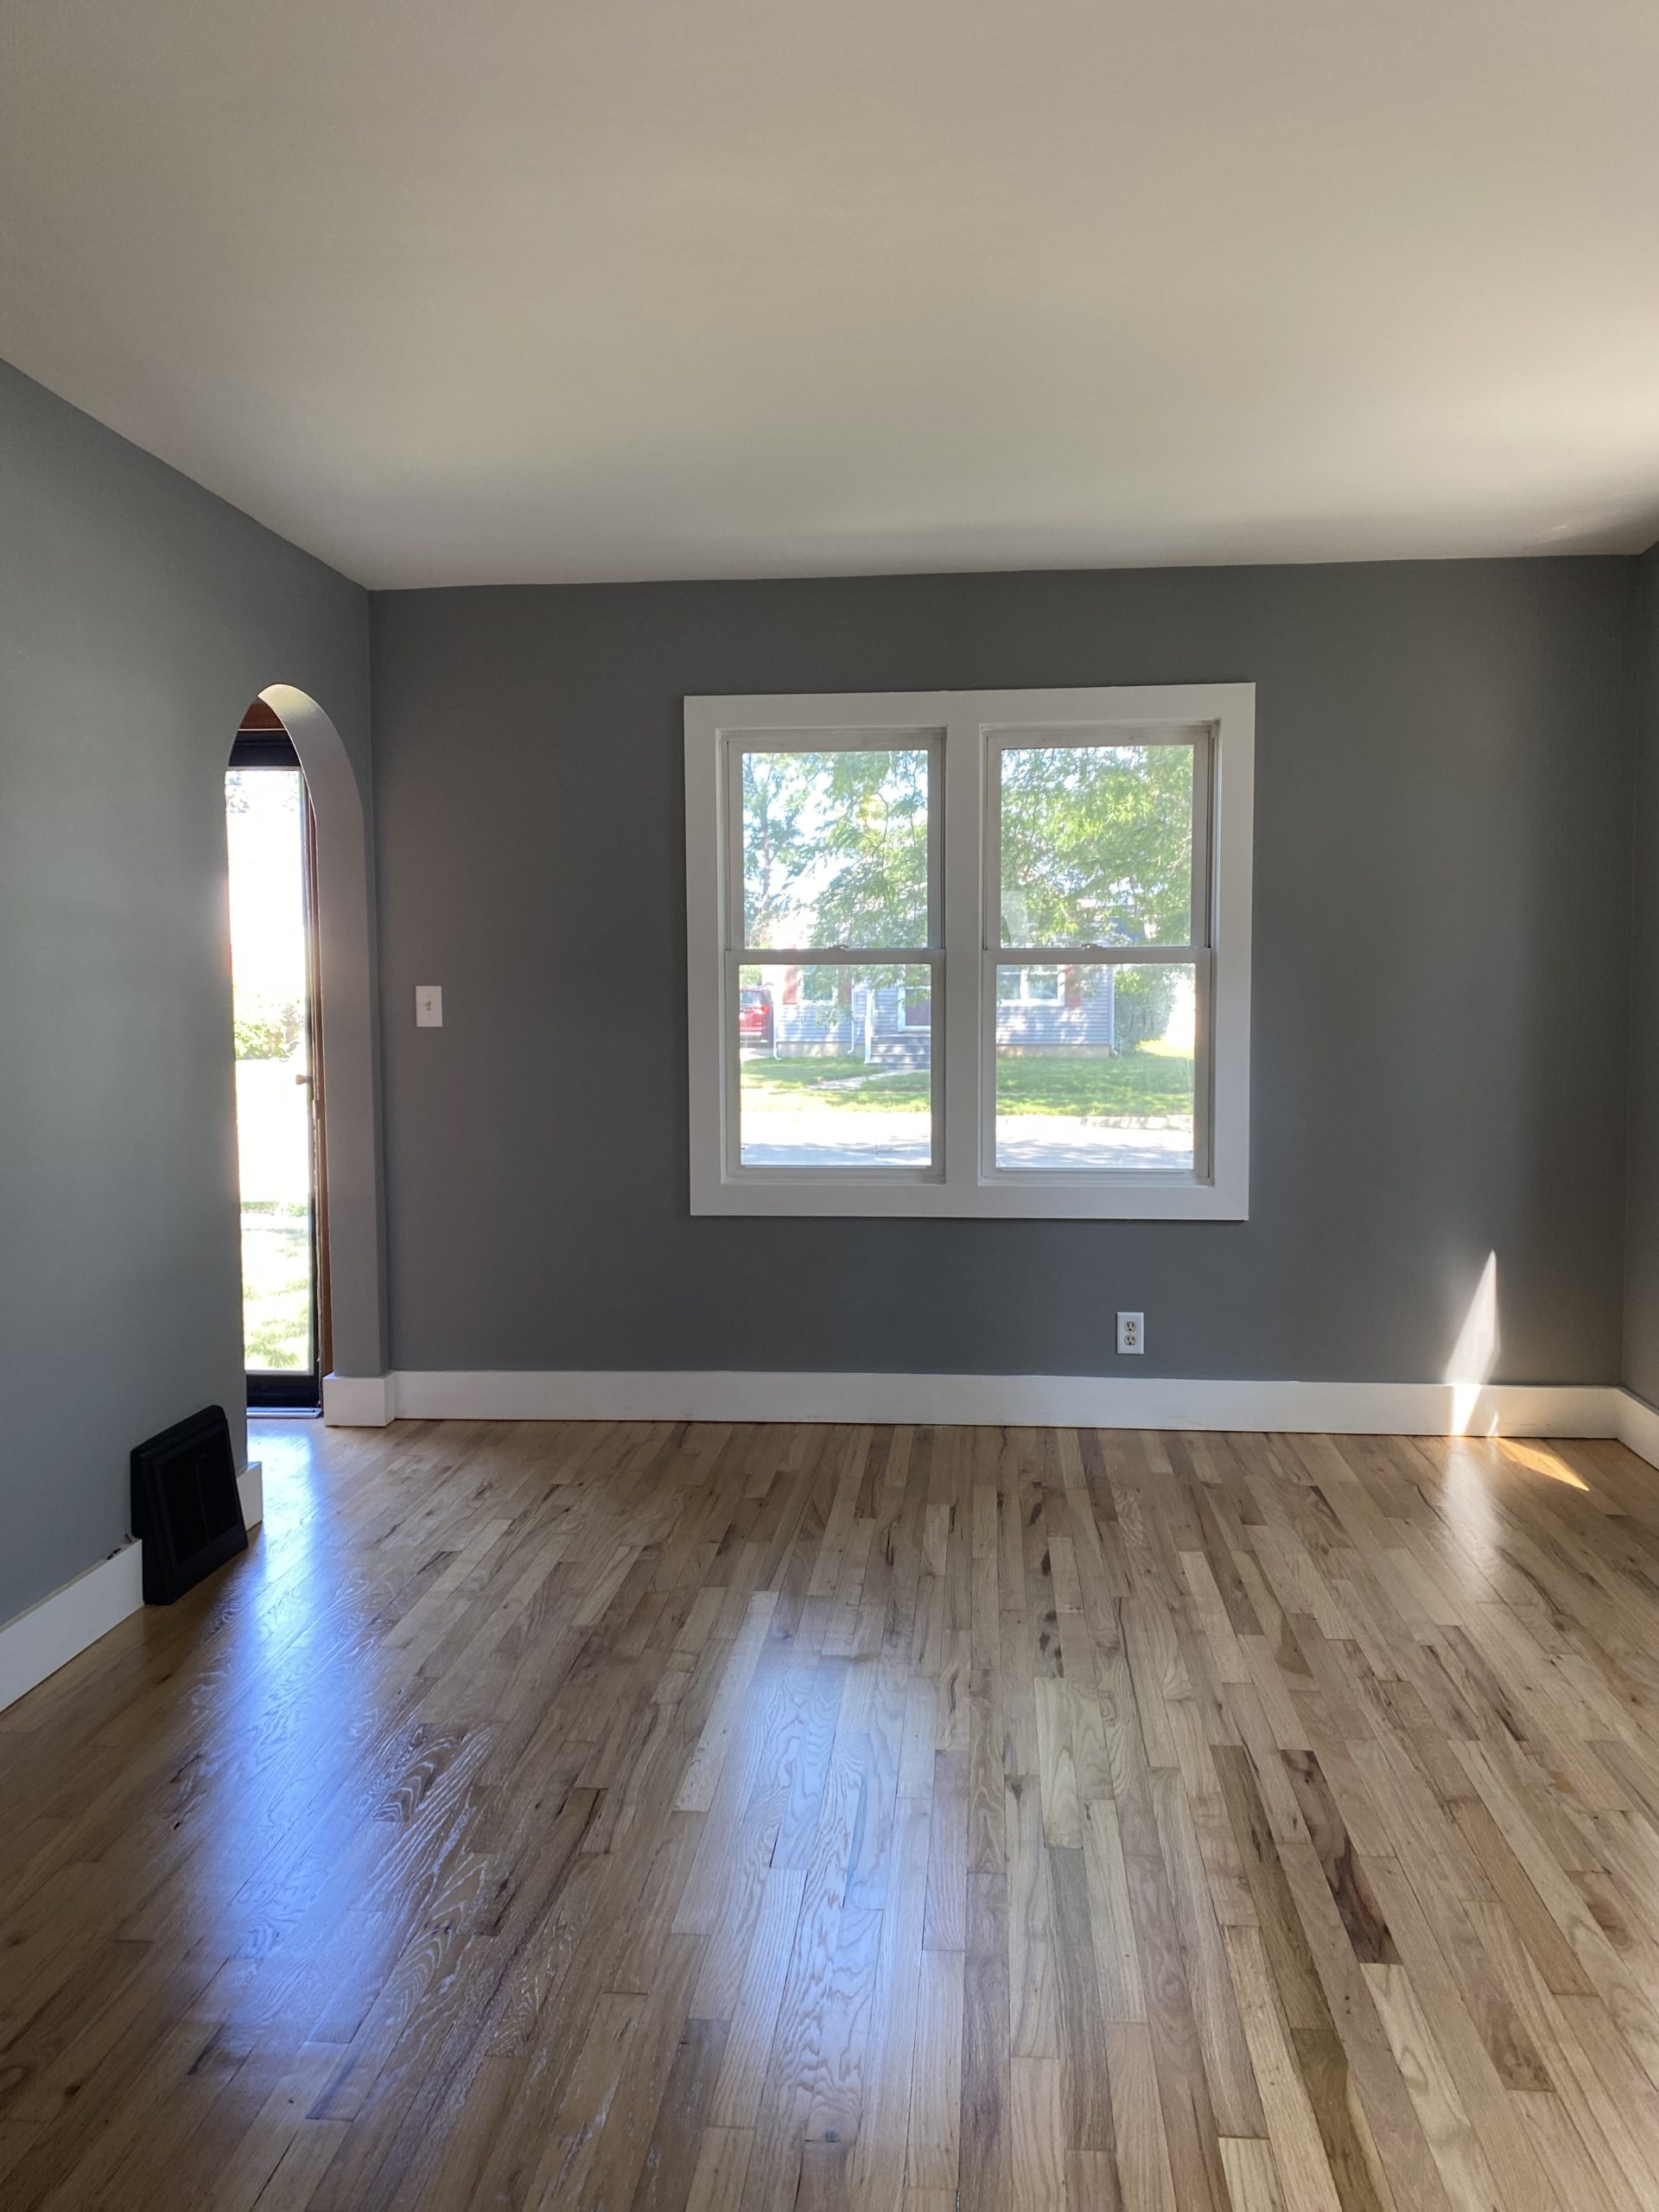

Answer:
[371,562,1637,1388]
[0,362,372,1626]
[1626,544,1659,1404]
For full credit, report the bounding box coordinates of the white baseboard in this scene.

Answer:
[378,1368,1618,1437]
[322,1371,397,1427]
[1615,1389,1659,1471]
[0,1542,145,1714]
[1,1460,265,1713]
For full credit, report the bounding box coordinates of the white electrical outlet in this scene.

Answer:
[416,984,443,1028]
[1117,1311,1144,1356]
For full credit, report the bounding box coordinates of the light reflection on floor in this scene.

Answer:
[175,1418,382,1958]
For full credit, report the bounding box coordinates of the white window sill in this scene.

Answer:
[690,1173,1249,1221]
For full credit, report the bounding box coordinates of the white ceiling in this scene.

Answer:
[6,0,1659,588]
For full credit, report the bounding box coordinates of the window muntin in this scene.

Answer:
[686,686,1252,1221]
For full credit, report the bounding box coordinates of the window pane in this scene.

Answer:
[995,962,1196,1173]
[742,747,931,949]
[738,964,933,1169]
[999,741,1194,948]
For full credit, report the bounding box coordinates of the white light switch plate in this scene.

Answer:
[416,984,443,1028]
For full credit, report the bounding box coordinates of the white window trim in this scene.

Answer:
[684,683,1254,1220]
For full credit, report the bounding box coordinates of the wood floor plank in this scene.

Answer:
[708,1867,808,2127]
[903,1945,963,2192]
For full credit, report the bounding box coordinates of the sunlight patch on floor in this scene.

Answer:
[1497,1437,1591,1490]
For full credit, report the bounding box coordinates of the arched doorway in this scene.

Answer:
[225,685,385,1419]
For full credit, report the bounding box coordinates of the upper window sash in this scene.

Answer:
[725,727,943,957]
[987,724,1211,961]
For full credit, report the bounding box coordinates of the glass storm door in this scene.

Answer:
[226,728,324,1408]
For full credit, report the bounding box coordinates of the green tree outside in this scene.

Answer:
[741,741,1192,1038]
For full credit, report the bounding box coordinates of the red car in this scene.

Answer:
[738,986,773,1046]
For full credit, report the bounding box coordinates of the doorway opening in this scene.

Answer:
[227,700,328,1410]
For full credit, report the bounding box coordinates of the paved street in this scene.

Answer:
[740,1105,1192,1173]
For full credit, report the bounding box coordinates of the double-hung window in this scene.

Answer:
[685,684,1253,1219]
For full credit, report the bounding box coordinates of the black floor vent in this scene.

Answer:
[130,1405,248,1604]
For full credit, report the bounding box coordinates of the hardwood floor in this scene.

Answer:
[6,1421,1659,2209]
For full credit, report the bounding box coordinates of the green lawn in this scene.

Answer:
[240,1205,312,1370]
[741,1048,1192,1117]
